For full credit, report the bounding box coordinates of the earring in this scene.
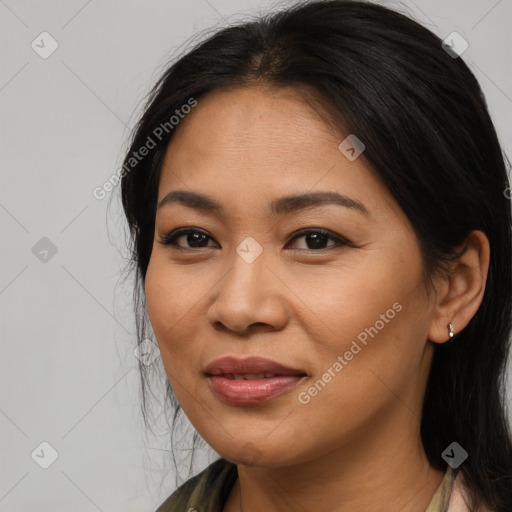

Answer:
[447,322,454,341]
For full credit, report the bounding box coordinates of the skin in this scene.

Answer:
[144,85,490,512]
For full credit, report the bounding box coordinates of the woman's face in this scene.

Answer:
[145,85,438,467]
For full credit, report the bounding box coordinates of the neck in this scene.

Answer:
[224,405,445,512]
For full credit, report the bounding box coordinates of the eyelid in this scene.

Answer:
[288,228,353,249]
[158,227,218,249]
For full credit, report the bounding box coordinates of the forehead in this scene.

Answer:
[165,85,340,164]
[157,85,401,222]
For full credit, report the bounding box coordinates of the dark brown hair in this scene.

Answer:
[118,1,512,509]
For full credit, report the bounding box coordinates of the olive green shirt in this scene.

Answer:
[154,458,457,512]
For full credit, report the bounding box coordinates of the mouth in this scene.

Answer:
[204,357,308,405]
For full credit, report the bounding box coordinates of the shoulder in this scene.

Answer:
[447,470,495,512]
[153,457,237,512]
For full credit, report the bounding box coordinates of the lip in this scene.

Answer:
[204,356,306,376]
[204,356,307,405]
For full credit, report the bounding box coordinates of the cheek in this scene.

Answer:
[300,253,427,401]
[145,257,170,335]
[145,251,196,331]
[144,257,199,404]
[290,305,424,458]
[289,257,406,355]
[144,253,196,363]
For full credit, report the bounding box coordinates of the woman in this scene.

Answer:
[119,1,512,510]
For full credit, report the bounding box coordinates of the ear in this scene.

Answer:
[428,230,490,344]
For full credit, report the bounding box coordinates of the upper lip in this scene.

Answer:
[204,356,307,376]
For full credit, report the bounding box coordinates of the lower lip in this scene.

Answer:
[207,375,306,404]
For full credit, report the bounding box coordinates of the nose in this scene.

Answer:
[206,247,289,335]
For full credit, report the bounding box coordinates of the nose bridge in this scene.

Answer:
[208,238,287,333]
[221,240,268,309]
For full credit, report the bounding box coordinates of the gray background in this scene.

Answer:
[1,0,511,510]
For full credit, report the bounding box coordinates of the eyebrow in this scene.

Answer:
[157,190,370,217]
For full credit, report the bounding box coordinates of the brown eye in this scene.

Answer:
[287,229,351,250]
[158,228,218,249]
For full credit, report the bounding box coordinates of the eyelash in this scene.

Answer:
[157,227,352,252]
